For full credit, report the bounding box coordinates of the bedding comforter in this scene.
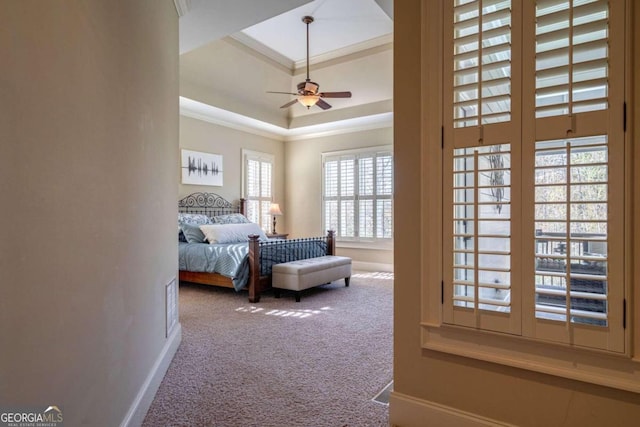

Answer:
[178,241,250,291]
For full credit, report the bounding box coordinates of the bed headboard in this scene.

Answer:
[178,192,246,218]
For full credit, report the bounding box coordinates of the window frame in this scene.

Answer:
[322,146,393,245]
[420,0,640,393]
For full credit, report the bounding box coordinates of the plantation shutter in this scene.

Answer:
[359,155,375,238]
[243,151,273,231]
[522,0,625,352]
[324,159,340,234]
[323,155,357,238]
[323,150,393,241]
[340,157,356,238]
[376,154,394,239]
[443,0,522,334]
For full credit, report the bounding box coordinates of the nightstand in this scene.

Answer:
[267,233,289,240]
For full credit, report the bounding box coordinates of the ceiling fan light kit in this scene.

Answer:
[299,94,320,108]
[266,15,352,111]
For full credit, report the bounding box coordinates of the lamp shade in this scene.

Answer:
[298,94,320,108]
[269,203,283,216]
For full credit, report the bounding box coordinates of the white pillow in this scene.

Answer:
[199,223,268,244]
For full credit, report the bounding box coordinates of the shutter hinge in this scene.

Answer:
[623,298,627,329]
[623,102,627,132]
[441,280,444,304]
[441,126,444,149]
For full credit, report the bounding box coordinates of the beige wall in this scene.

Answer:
[0,1,178,426]
[290,47,393,122]
[285,127,393,268]
[180,39,291,128]
[179,116,286,228]
[392,1,640,426]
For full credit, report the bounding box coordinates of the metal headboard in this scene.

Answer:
[178,192,246,218]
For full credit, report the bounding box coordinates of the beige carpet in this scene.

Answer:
[143,271,393,427]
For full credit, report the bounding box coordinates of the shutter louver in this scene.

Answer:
[453,0,512,128]
[535,0,609,118]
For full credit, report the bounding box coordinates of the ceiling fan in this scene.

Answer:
[267,16,352,110]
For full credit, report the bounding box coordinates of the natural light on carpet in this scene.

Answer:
[352,271,394,280]
[235,306,332,319]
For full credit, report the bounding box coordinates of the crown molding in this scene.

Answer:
[229,31,393,74]
[179,97,392,142]
[223,36,294,75]
[228,33,295,72]
[293,33,393,72]
[291,41,393,76]
[174,0,191,17]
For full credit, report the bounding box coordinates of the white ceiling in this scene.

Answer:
[236,0,393,68]
[179,0,393,66]
[178,0,312,54]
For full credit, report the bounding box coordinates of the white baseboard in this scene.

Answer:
[352,261,393,272]
[389,391,515,427]
[120,323,182,427]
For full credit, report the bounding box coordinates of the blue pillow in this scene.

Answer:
[178,212,213,226]
[212,213,250,224]
[180,223,207,244]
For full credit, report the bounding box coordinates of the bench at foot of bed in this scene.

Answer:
[271,255,352,302]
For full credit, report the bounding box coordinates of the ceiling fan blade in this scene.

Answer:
[320,91,352,98]
[268,91,298,96]
[280,99,298,109]
[316,98,332,110]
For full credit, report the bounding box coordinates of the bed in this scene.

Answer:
[178,192,335,302]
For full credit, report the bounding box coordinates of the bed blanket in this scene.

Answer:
[179,242,249,291]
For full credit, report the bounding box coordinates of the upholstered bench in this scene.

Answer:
[271,255,352,302]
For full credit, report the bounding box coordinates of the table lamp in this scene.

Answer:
[269,203,283,234]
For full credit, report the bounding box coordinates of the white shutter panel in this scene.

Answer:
[261,161,272,199]
[376,154,393,239]
[245,158,260,224]
[533,136,609,325]
[246,159,260,198]
[522,0,624,352]
[447,143,515,333]
[359,156,374,238]
[338,157,356,238]
[243,151,274,231]
[444,0,522,334]
[323,159,339,234]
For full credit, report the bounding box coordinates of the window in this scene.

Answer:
[242,150,274,232]
[437,0,626,354]
[322,147,393,242]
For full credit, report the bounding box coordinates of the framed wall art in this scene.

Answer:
[181,149,223,186]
